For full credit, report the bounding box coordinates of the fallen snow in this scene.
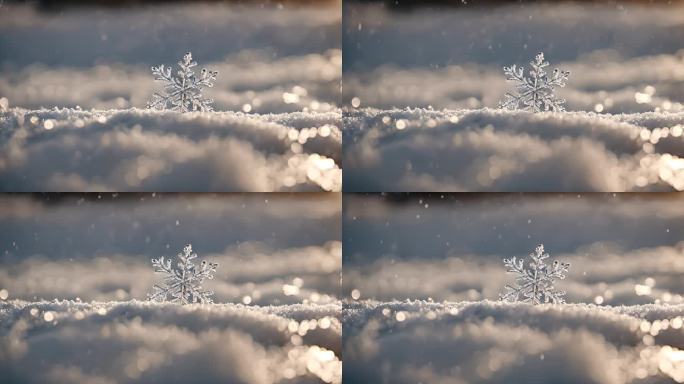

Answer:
[344,300,684,384]
[0,300,342,384]
[343,108,684,191]
[0,108,341,191]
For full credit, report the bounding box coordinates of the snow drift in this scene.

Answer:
[343,108,684,191]
[343,300,684,384]
[0,300,342,384]
[0,108,341,191]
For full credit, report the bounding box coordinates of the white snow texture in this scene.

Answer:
[0,108,341,191]
[343,2,684,191]
[1,300,342,384]
[344,300,684,384]
[343,108,684,191]
[0,2,341,192]
[0,194,342,383]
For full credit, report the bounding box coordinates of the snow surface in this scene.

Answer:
[343,300,684,384]
[0,194,342,383]
[0,2,341,192]
[343,108,684,191]
[0,300,342,384]
[0,108,341,191]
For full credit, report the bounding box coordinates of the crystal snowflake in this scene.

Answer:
[500,52,570,112]
[149,244,219,304]
[500,244,570,304]
[147,52,218,112]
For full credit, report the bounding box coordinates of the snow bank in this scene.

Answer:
[0,108,341,191]
[0,300,342,384]
[343,300,684,384]
[343,108,684,191]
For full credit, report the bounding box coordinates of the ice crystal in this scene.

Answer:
[148,52,218,112]
[500,244,570,304]
[500,52,570,112]
[149,244,218,304]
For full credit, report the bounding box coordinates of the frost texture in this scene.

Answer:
[500,244,570,304]
[148,52,218,112]
[500,52,570,112]
[149,244,218,304]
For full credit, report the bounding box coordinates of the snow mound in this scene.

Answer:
[343,108,684,191]
[0,108,341,191]
[0,300,342,384]
[344,300,684,384]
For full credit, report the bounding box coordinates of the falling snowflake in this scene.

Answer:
[148,52,218,112]
[500,244,570,304]
[149,244,218,304]
[500,52,570,112]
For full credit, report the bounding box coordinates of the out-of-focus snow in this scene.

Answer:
[0,300,342,384]
[0,50,341,114]
[0,108,341,191]
[0,2,341,192]
[343,108,684,191]
[1,242,342,306]
[0,193,342,305]
[344,3,684,114]
[343,193,684,306]
[0,3,341,114]
[344,300,684,384]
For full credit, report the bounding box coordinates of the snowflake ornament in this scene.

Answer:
[500,52,570,112]
[148,52,218,112]
[500,244,570,304]
[149,244,218,304]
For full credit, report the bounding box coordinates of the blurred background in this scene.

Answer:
[0,193,342,305]
[0,0,341,113]
[343,193,684,305]
[343,0,684,113]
